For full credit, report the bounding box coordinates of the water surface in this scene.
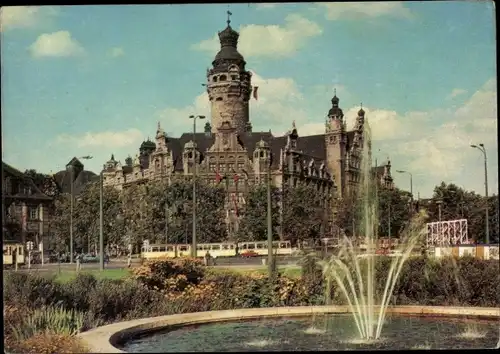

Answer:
[122,314,499,352]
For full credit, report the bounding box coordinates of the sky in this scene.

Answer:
[1,2,497,198]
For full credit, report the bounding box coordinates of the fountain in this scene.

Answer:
[317,120,428,340]
[80,119,499,352]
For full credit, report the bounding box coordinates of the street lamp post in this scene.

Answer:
[470,144,489,244]
[99,165,104,271]
[396,170,413,212]
[436,199,443,245]
[266,147,273,277]
[189,114,206,258]
[69,155,93,263]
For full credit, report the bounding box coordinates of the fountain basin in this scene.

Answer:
[78,306,500,352]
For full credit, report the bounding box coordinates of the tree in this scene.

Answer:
[281,183,325,245]
[49,194,72,253]
[121,183,154,250]
[377,187,412,238]
[121,179,227,246]
[334,196,359,237]
[429,182,489,243]
[160,179,227,244]
[24,169,60,198]
[237,184,280,242]
[72,181,123,252]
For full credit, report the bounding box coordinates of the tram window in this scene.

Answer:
[166,246,174,252]
[230,244,235,249]
[203,245,210,250]
[240,243,247,250]
[158,246,165,252]
[256,243,264,249]
[4,247,10,255]
[197,245,204,250]
[152,247,158,252]
[179,246,188,252]
[222,244,229,250]
[211,245,221,250]
[247,243,255,250]
[18,247,23,255]
[279,242,287,249]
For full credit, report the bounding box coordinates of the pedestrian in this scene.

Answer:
[75,254,81,272]
[204,250,211,266]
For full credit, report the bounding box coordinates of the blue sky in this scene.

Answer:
[1,2,497,198]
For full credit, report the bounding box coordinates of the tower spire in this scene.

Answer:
[227,8,232,27]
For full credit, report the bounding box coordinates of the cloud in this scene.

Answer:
[108,47,125,57]
[370,78,497,196]
[29,31,85,58]
[192,14,322,59]
[447,88,467,99]
[256,4,278,9]
[317,2,412,21]
[0,6,59,31]
[56,128,144,149]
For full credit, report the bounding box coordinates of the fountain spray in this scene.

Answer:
[320,118,428,340]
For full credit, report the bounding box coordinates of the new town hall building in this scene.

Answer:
[101,17,394,238]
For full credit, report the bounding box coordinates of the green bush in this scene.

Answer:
[3,272,68,309]
[133,258,205,293]
[11,306,84,341]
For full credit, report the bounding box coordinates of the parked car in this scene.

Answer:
[81,254,110,263]
[240,250,259,258]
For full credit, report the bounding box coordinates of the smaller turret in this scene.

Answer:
[125,155,133,168]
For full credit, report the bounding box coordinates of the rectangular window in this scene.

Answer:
[29,207,38,220]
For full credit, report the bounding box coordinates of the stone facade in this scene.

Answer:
[100,18,393,238]
[2,162,53,248]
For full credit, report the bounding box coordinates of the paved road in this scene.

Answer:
[5,255,301,273]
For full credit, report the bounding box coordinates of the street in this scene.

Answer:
[4,255,302,273]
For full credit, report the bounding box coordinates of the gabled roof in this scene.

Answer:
[2,161,52,200]
[53,169,98,195]
[66,157,84,169]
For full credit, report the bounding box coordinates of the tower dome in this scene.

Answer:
[328,93,343,118]
[212,12,245,71]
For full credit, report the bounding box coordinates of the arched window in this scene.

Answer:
[188,152,193,159]
[259,151,264,158]
[219,75,227,81]
[216,97,223,101]
[213,76,218,82]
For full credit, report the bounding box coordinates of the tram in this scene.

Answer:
[3,240,25,267]
[141,240,293,260]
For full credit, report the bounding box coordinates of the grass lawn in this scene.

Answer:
[7,264,303,284]
[53,268,132,283]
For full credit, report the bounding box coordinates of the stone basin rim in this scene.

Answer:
[78,305,500,353]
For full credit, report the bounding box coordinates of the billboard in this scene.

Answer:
[426,219,469,247]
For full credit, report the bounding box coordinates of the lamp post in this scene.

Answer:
[99,164,104,271]
[69,155,93,264]
[436,199,443,246]
[189,114,206,258]
[396,170,413,212]
[470,143,489,244]
[266,146,273,277]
